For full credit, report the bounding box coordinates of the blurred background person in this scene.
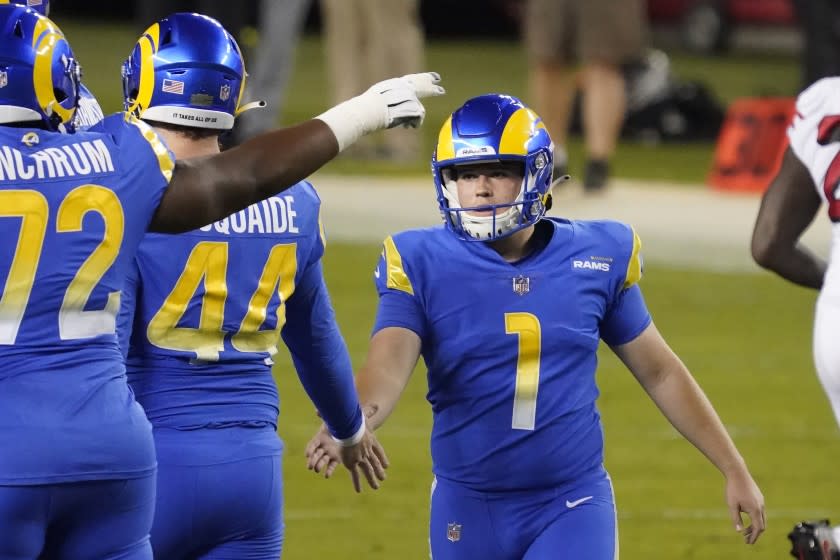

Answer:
[320,0,425,161]
[524,0,648,193]
[231,0,313,145]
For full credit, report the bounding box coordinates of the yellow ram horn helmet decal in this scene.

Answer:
[126,23,160,116]
[31,20,73,125]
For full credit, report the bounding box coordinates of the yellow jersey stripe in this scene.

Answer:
[318,211,327,250]
[382,236,414,295]
[127,115,174,182]
[623,228,643,289]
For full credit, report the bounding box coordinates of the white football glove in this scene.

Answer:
[316,72,445,152]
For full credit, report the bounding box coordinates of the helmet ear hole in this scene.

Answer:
[13,19,23,38]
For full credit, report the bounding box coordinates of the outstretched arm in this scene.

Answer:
[283,260,389,492]
[611,322,766,545]
[149,73,444,233]
[355,327,422,430]
[305,327,421,481]
[751,147,824,289]
[152,120,337,233]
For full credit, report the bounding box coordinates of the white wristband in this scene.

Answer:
[331,416,366,447]
[315,96,386,153]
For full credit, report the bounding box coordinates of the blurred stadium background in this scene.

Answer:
[59,1,838,557]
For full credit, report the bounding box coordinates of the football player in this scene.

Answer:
[0,5,441,559]
[306,94,765,558]
[117,13,388,558]
[751,77,840,557]
[1,0,104,128]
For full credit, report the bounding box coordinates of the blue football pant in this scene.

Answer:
[430,472,617,559]
[151,428,284,559]
[0,474,156,560]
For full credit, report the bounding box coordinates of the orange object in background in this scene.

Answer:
[708,97,796,193]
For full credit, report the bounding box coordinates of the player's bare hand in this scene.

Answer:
[340,428,389,493]
[725,469,766,544]
[305,423,341,479]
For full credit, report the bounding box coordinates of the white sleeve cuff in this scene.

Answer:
[331,416,366,447]
[315,95,386,153]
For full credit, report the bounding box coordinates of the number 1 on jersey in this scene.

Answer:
[505,312,541,430]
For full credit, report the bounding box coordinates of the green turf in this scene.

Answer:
[60,19,799,185]
[270,242,838,560]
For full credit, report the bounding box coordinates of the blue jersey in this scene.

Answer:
[0,114,173,484]
[121,183,363,439]
[74,84,105,130]
[373,218,651,492]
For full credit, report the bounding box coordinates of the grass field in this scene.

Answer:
[57,17,838,558]
[270,244,840,559]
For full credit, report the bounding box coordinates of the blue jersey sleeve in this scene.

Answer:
[599,284,652,346]
[371,235,426,338]
[599,223,651,345]
[280,258,363,440]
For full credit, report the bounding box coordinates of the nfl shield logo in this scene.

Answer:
[0,71,7,89]
[446,522,461,542]
[219,83,231,101]
[512,275,530,296]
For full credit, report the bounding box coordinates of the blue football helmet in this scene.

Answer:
[122,12,249,131]
[432,94,555,241]
[0,5,80,132]
[0,0,49,16]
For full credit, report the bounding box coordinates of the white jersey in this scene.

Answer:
[788,78,840,294]
[790,80,840,430]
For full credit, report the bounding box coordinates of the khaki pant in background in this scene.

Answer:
[525,0,648,65]
[320,0,425,161]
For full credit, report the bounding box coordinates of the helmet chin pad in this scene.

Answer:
[441,175,532,241]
